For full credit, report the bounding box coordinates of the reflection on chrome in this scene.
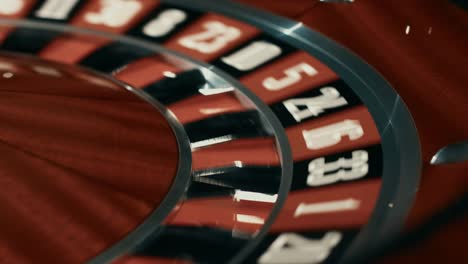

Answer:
[234,190,278,203]
[190,134,234,149]
[198,86,235,95]
[236,214,265,225]
[294,198,361,217]
[279,22,303,36]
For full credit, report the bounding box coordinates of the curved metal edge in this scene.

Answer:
[0,45,194,264]
[87,88,194,264]
[431,141,468,165]
[162,0,423,262]
[0,17,294,264]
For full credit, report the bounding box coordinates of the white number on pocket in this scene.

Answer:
[302,120,364,150]
[178,21,241,54]
[259,232,342,264]
[263,62,318,91]
[221,41,282,71]
[283,87,348,122]
[85,0,142,27]
[307,150,369,186]
[143,9,187,37]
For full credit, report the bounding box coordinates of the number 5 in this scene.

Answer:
[263,62,318,91]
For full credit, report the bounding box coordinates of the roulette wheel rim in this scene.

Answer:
[0,0,424,263]
[192,0,422,263]
[154,1,422,262]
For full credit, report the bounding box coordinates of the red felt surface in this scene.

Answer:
[0,54,179,263]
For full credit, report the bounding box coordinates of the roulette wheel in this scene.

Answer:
[0,0,466,263]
